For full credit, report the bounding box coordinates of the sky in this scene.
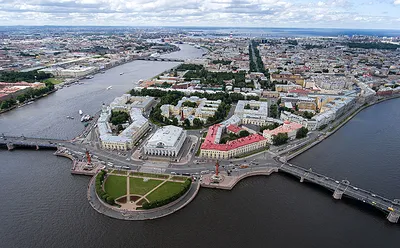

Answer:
[0,0,399,29]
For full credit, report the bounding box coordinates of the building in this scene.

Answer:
[160,96,221,124]
[270,73,305,87]
[144,125,187,157]
[234,100,269,126]
[263,121,303,143]
[200,124,267,159]
[97,95,154,150]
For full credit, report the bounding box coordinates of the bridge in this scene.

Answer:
[136,57,185,62]
[279,161,400,223]
[0,135,66,150]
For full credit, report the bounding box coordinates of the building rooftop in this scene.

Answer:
[146,125,185,148]
[201,124,265,151]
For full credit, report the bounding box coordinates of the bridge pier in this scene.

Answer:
[36,144,39,150]
[333,189,343,200]
[6,143,14,151]
[300,177,304,183]
[387,211,399,223]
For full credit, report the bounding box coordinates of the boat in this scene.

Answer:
[66,116,74,119]
[80,114,91,122]
[106,86,112,90]
[79,110,83,115]
[27,101,34,105]
[100,71,105,74]
[120,72,124,75]
[85,75,94,79]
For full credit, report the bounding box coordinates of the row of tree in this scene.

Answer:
[0,71,52,83]
[0,82,55,110]
[142,178,192,209]
[95,170,115,206]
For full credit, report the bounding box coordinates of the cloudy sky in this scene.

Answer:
[0,0,399,29]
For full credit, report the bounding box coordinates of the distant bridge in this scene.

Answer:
[0,135,66,150]
[136,57,185,62]
[279,161,400,223]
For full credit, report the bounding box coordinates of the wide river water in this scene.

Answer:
[0,44,399,248]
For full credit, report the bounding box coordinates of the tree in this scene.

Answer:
[239,130,250,138]
[172,117,178,126]
[269,104,278,118]
[184,119,191,127]
[244,104,251,109]
[193,118,203,127]
[272,133,289,146]
[16,94,26,103]
[296,127,309,139]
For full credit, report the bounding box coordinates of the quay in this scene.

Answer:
[1,136,399,223]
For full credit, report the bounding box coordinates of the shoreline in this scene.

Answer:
[0,88,58,115]
[284,94,400,161]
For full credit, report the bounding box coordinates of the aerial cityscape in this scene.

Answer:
[1,2,400,247]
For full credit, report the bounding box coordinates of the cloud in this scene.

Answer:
[0,0,398,28]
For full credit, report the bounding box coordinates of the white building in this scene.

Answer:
[161,96,221,124]
[144,125,187,157]
[234,100,269,125]
[97,95,154,150]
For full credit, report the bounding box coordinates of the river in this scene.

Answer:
[0,45,400,248]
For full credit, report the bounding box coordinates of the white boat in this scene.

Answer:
[66,116,74,119]
[106,86,112,90]
[120,72,124,75]
[79,110,83,115]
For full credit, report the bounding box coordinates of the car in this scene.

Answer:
[170,172,177,175]
[353,187,358,190]
[371,201,377,205]
[372,194,376,197]
[335,181,340,184]
[388,207,394,211]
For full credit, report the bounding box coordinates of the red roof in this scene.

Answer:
[226,124,242,133]
[201,124,266,151]
[288,89,310,95]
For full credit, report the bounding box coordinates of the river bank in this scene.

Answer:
[282,94,400,161]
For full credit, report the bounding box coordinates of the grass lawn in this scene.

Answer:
[129,177,163,196]
[104,175,127,199]
[44,78,62,85]
[146,181,185,202]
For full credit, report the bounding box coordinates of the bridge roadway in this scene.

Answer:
[0,135,65,150]
[1,135,399,223]
[280,162,400,223]
[136,56,185,62]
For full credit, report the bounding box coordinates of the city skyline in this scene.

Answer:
[0,0,400,29]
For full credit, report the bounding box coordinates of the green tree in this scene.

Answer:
[16,94,26,103]
[239,130,250,138]
[193,118,203,127]
[272,133,289,146]
[172,117,178,126]
[269,104,278,118]
[296,127,309,139]
[184,119,191,127]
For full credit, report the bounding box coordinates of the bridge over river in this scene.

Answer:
[1,135,399,223]
[136,56,185,62]
[279,161,400,223]
[0,135,65,150]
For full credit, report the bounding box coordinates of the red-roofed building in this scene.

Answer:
[287,89,311,96]
[263,121,303,143]
[200,124,268,159]
[226,124,242,135]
